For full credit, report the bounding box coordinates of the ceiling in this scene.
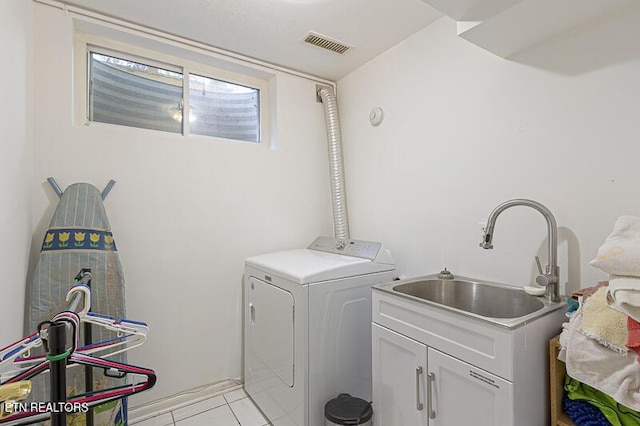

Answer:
[58,0,443,81]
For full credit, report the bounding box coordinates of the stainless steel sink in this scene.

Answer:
[392,278,544,319]
[374,274,558,328]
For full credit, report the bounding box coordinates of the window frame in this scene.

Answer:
[74,32,269,145]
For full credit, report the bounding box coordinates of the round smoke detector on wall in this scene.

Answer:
[369,107,384,127]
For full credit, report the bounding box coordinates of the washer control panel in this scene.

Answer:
[307,236,381,260]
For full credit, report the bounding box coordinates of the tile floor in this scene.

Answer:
[133,388,270,426]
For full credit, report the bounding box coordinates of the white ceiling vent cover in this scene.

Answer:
[303,32,352,55]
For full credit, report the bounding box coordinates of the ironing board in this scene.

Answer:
[26,181,128,426]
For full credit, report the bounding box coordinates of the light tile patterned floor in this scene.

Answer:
[133,388,270,426]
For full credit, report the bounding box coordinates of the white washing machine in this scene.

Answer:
[244,236,395,426]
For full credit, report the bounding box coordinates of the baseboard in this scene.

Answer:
[128,378,243,424]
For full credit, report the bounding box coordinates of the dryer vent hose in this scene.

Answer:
[318,86,350,240]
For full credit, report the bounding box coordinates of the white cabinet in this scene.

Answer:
[372,324,513,426]
[372,323,428,426]
[428,346,512,426]
[372,288,566,426]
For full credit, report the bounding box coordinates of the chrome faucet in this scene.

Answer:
[480,199,561,303]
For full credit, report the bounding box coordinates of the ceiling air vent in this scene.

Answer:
[303,32,352,55]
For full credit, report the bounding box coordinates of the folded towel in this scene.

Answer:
[591,216,640,277]
[558,322,572,362]
[580,287,628,354]
[572,281,609,302]
[607,277,640,322]
[565,312,640,411]
[627,317,640,363]
[564,376,640,426]
[562,394,610,426]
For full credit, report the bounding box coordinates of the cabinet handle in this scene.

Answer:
[249,303,255,325]
[427,372,436,419]
[415,366,424,411]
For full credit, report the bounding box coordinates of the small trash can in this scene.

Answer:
[324,393,373,426]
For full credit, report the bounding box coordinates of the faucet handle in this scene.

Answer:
[535,256,543,275]
[535,256,549,286]
[536,273,558,287]
[534,256,559,287]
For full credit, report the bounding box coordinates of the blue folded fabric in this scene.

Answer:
[567,297,580,313]
[563,394,611,426]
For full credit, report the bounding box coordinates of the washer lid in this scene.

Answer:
[245,248,394,284]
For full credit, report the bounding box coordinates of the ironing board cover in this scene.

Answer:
[26,183,128,426]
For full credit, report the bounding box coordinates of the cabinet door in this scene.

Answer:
[428,347,514,426]
[372,323,428,426]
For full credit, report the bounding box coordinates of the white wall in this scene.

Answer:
[32,4,333,403]
[29,0,640,407]
[1,1,33,344]
[338,16,640,295]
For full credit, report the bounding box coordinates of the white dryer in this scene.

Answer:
[244,237,395,426]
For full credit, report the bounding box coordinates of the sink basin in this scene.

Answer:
[383,276,547,324]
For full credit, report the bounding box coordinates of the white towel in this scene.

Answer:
[557,318,575,362]
[607,276,640,322]
[565,311,640,411]
[591,215,640,277]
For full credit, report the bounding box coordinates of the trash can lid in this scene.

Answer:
[324,393,373,425]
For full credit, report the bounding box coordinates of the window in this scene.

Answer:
[90,52,184,134]
[188,74,260,142]
[82,41,266,144]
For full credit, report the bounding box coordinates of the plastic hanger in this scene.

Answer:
[0,352,156,425]
[0,311,80,381]
[0,317,155,425]
[1,324,147,381]
[65,284,91,317]
[0,286,148,381]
